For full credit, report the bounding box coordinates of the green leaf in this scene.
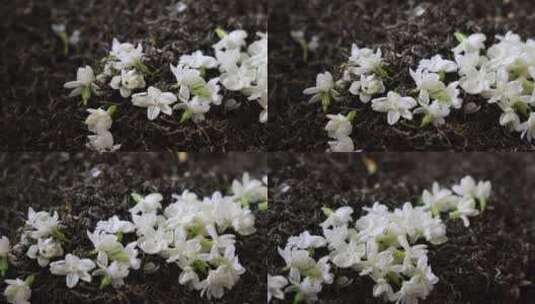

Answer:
[134,61,152,75]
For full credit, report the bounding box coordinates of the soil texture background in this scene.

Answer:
[269,0,535,151]
[267,153,535,303]
[0,152,268,303]
[1,0,267,151]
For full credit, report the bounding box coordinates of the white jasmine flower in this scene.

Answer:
[110,69,146,98]
[130,193,163,215]
[131,86,177,120]
[286,271,323,304]
[460,66,496,94]
[4,278,32,304]
[421,182,459,214]
[179,50,218,69]
[303,72,339,110]
[25,208,61,240]
[454,52,483,76]
[413,91,451,127]
[198,246,245,299]
[482,68,524,103]
[96,216,136,234]
[110,38,144,69]
[418,55,458,73]
[93,253,130,289]
[137,226,174,255]
[63,66,99,102]
[320,207,354,229]
[169,64,204,102]
[231,173,267,205]
[213,30,248,51]
[50,254,96,288]
[327,136,354,152]
[268,274,288,302]
[395,256,438,303]
[87,131,121,152]
[349,74,386,103]
[499,107,520,129]
[450,197,480,227]
[410,68,446,97]
[452,176,492,210]
[325,114,352,139]
[348,44,385,76]
[371,91,417,125]
[87,231,127,263]
[287,231,326,250]
[174,97,211,123]
[85,108,112,134]
[26,237,64,267]
[517,112,535,142]
[220,64,256,91]
[453,33,487,54]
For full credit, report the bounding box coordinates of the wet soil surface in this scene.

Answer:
[1,0,267,151]
[0,152,267,303]
[267,153,535,303]
[268,0,535,151]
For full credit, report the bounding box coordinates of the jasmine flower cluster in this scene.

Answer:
[2,173,266,303]
[63,28,267,151]
[269,176,491,303]
[307,31,535,150]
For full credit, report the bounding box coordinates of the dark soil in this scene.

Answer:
[1,0,267,151]
[0,152,268,303]
[268,0,535,151]
[267,153,535,303]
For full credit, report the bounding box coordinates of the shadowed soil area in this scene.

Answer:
[1,0,267,151]
[0,152,267,303]
[268,0,535,151]
[267,153,535,303]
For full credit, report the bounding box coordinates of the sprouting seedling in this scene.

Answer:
[52,24,69,55]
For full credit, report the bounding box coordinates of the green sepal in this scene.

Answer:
[180,109,193,123]
[0,257,8,277]
[454,32,467,43]
[100,276,112,289]
[81,86,91,105]
[320,92,331,112]
[51,228,67,242]
[131,192,143,204]
[215,27,227,39]
[293,292,304,304]
[420,114,433,128]
[107,105,117,118]
[258,201,268,211]
[25,274,36,287]
[346,110,357,123]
